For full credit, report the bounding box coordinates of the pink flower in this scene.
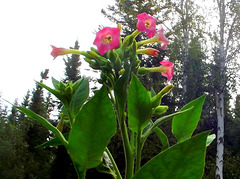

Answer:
[51,45,74,59]
[138,60,173,81]
[156,27,170,49]
[159,60,173,81]
[137,13,156,38]
[137,48,159,56]
[93,27,120,55]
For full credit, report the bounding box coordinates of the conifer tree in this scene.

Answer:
[63,40,81,83]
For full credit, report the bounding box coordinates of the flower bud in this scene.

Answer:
[151,85,174,108]
[153,105,168,115]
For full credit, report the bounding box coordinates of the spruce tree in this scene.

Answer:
[63,40,81,83]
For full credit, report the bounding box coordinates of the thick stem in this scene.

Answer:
[116,105,134,179]
[119,114,134,179]
[136,130,142,172]
[73,163,86,179]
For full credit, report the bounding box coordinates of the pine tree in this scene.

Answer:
[63,40,81,83]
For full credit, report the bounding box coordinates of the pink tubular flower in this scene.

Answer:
[159,60,173,81]
[137,48,159,56]
[156,27,170,49]
[51,45,75,59]
[137,13,156,38]
[138,60,173,81]
[93,27,120,55]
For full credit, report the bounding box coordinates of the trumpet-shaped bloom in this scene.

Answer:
[156,27,170,49]
[137,48,159,57]
[93,27,120,55]
[137,13,156,38]
[159,60,173,81]
[51,45,72,59]
[138,60,173,81]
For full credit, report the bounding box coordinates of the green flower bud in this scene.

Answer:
[151,85,174,108]
[153,105,168,115]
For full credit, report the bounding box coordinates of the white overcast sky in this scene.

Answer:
[0,0,115,107]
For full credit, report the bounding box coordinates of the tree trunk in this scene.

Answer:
[215,0,226,178]
[181,0,189,100]
[215,91,224,179]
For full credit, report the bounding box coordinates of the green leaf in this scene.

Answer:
[206,134,216,147]
[38,82,68,107]
[68,86,116,172]
[132,131,210,179]
[142,107,193,140]
[172,95,206,142]
[70,77,89,119]
[128,74,152,132]
[52,77,60,90]
[36,133,69,148]
[154,127,169,151]
[15,106,68,148]
[150,87,156,98]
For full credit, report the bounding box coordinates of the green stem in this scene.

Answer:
[118,111,134,179]
[106,147,122,179]
[136,130,142,172]
[75,168,86,179]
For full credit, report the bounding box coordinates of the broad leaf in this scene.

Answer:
[68,86,116,172]
[70,77,89,119]
[142,107,193,140]
[172,95,206,142]
[132,131,210,179]
[128,74,152,132]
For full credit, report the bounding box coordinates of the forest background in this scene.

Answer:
[0,0,240,179]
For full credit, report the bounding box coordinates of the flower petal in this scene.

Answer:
[93,27,120,55]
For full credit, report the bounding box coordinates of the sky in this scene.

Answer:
[0,0,115,107]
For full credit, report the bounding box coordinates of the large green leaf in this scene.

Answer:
[69,77,89,119]
[132,131,210,179]
[172,95,206,142]
[68,86,116,172]
[128,74,152,132]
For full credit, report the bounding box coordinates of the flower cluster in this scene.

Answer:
[51,13,173,82]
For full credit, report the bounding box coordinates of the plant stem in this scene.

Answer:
[106,147,122,179]
[119,116,134,179]
[73,163,86,179]
[136,130,142,172]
